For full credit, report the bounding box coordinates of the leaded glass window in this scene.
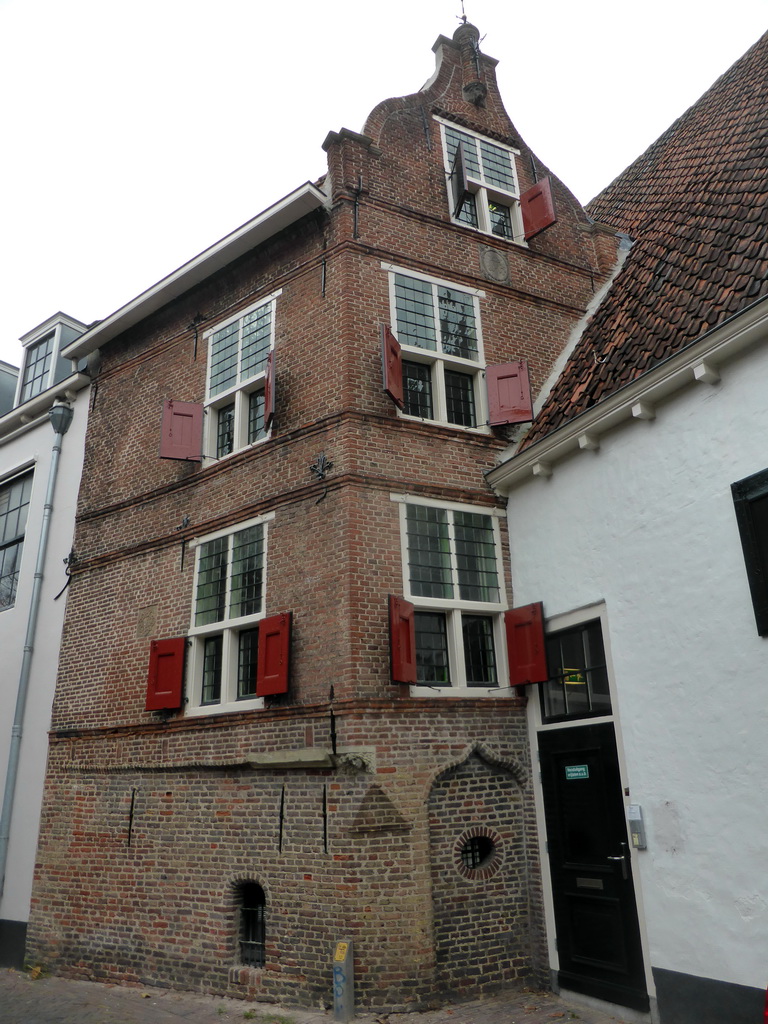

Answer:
[190,518,269,713]
[402,500,504,690]
[442,121,522,241]
[391,271,483,429]
[205,294,277,458]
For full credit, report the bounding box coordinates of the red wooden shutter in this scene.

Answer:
[389,595,416,684]
[159,399,203,461]
[487,361,533,425]
[521,177,557,240]
[256,612,292,696]
[263,350,275,429]
[449,142,469,218]
[505,603,548,689]
[145,637,186,711]
[381,324,404,409]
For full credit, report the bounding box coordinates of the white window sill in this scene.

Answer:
[186,697,264,717]
[409,685,513,698]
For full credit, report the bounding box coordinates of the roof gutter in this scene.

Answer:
[488,293,768,492]
[62,182,329,361]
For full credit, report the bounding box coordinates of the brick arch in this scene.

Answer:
[226,872,271,906]
[427,748,533,998]
[429,740,528,789]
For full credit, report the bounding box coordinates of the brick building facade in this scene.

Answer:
[27,24,619,1009]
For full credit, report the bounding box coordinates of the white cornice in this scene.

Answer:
[62,182,329,360]
[487,294,768,492]
[20,312,89,347]
[0,373,90,443]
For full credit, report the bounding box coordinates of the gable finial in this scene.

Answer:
[457,0,467,24]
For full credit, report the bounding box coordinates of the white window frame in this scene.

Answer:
[393,494,510,696]
[15,328,59,406]
[187,513,274,716]
[0,467,34,612]
[384,263,490,432]
[436,116,525,244]
[203,291,281,462]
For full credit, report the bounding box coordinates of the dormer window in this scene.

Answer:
[19,332,55,403]
[439,119,524,243]
[14,314,88,410]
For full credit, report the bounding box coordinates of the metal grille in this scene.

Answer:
[460,835,494,869]
[445,126,481,180]
[488,201,513,240]
[216,404,235,458]
[406,504,452,598]
[414,611,450,685]
[194,537,228,625]
[248,390,266,442]
[402,361,433,419]
[438,287,478,360]
[208,302,272,398]
[201,635,223,705]
[394,275,436,350]
[238,883,265,967]
[209,322,239,396]
[240,305,272,379]
[230,526,263,618]
[237,629,259,699]
[479,139,516,192]
[462,615,497,686]
[444,369,476,426]
[454,511,499,602]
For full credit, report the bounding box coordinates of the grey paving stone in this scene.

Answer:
[0,970,637,1024]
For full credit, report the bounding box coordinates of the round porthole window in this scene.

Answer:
[460,834,495,869]
[454,828,503,880]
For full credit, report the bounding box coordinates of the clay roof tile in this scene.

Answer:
[524,30,768,447]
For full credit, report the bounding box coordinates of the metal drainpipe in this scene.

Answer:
[0,398,74,901]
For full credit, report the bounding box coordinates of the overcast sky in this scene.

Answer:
[1,0,765,367]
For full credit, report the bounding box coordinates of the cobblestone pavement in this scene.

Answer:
[0,969,640,1024]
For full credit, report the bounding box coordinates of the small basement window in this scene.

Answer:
[460,834,495,869]
[236,881,265,968]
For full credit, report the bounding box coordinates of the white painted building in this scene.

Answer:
[489,30,768,1024]
[0,313,90,966]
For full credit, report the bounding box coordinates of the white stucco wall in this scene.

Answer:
[505,338,768,991]
[0,392,87,925]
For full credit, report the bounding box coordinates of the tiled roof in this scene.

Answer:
[524,31,768,445]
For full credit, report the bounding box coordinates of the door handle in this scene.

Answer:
[607,842,629,880]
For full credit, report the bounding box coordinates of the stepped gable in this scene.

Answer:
[524,30,768,445]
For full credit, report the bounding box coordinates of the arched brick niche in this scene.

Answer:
[428,748,533,998]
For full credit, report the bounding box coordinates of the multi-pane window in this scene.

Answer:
[401,499,506,690]
[204,294,277,459]
[19,334,54,403]
[440,120,523,242]
[541,620,612,721]
[189,517,271,713]
[391,270,486,430]
[0,471,33,611]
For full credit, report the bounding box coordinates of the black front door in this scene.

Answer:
[538,722,649,1012]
